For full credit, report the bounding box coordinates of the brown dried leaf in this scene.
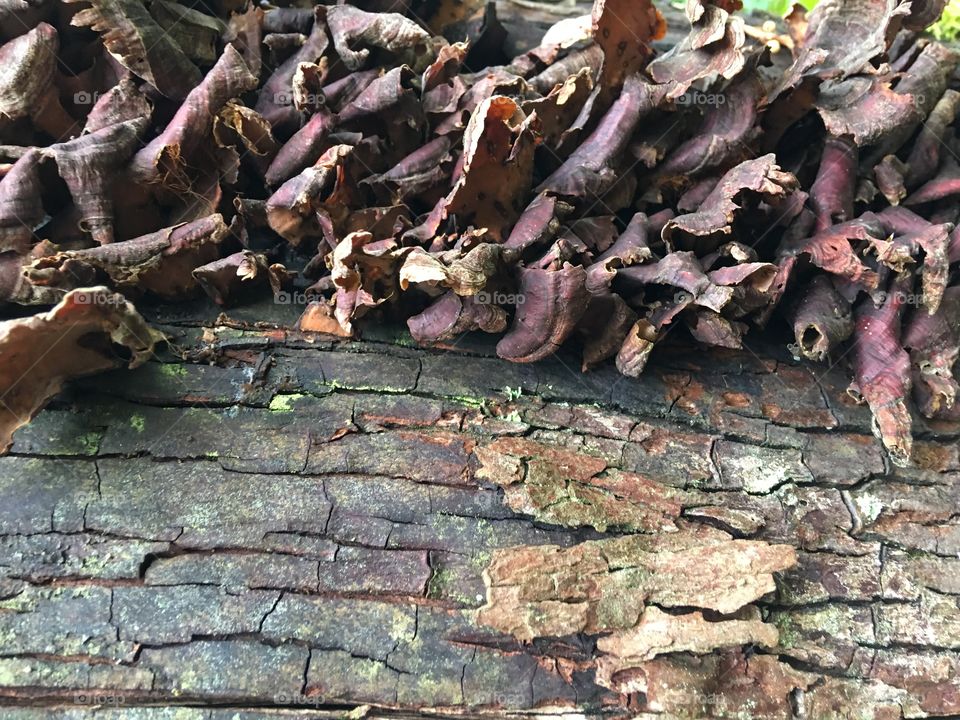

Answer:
[130,44,258,186]
[0,286,163,452]
[496,263,589,362]
[67,0,201,100]
[327,5,431,71]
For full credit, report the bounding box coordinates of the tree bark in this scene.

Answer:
[1,297,959,719]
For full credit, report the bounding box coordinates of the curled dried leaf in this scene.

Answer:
[788,275,853,361]
[67,0,201,100]
[43,117,148,245]
[130,44,258,186]
[0,286,163,452]
[496,263,589,362]
[327,5,431,71]
[408,290,508,344]
[851,280,913,465]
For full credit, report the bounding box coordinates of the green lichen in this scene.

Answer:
[269,393,306,412]
[502,386,523,401]
[130,414,146,433]
[446,394,488,412]
[426,566,451,600]
[773,613,798,649]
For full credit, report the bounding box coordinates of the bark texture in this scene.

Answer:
[2,293,960,719]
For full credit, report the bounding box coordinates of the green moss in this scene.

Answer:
[130,414,146,433]
[159,363,188,378]
[77,431,101,455]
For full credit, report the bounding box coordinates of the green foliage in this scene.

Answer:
[741,0,817,18]
[738,0,960,42]
[932,0,960,41]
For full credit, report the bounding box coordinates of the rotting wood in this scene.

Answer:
[1,296,959,718]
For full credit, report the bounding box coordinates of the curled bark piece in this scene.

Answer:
[265,110,335,187]
[539,74,671,199]
[780,0,911,89]
[817,77,918,147]
[591,0,664,90]
[851,281,913,466]
[266,144,353,247]
[82,77,152,134]
[904,0,947,29]
[658,74,761,180]
[192,251,269,306]
[789,275,853,361]
[408,96,539,244]
[618,252,733,313]
[615,301,686,377]
[399,244,513,295]
[662,155,798,250]
[0,286,163,452]
[809,135,856,232]
[149,0,226,65]
[407,290,508,344]
[296,300,352,337]
[606,213,662,267]
[904,157,960,207]
[686,308,746,348]
[778,217,884,289]
[648,7,746,86]
[66,0,200,100]
[362,135,456,204]
[578,292,637,372]
[874,154,908,206]
[505,193,573,254]
[477,527,796,641]
[496,263,589,363]
[522,68,593,148]
[330,231,412,331]
[43,117,147,245]
[878,224,952,314]
[130,44,258,186]
[904,89,960,190]
[255,9,327,134]
[229,5,263,78]
[25,215,230,300]
[903,286,960,417]
[0,23,79,139]
[0,148,44,253]
[327,5,431,71]
[528,44,602,95]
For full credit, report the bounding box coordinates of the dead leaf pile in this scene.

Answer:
[0,0,956,464]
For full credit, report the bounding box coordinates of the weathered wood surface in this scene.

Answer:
[2,293,960,719]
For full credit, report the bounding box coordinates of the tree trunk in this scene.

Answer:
[2,298,959,719]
